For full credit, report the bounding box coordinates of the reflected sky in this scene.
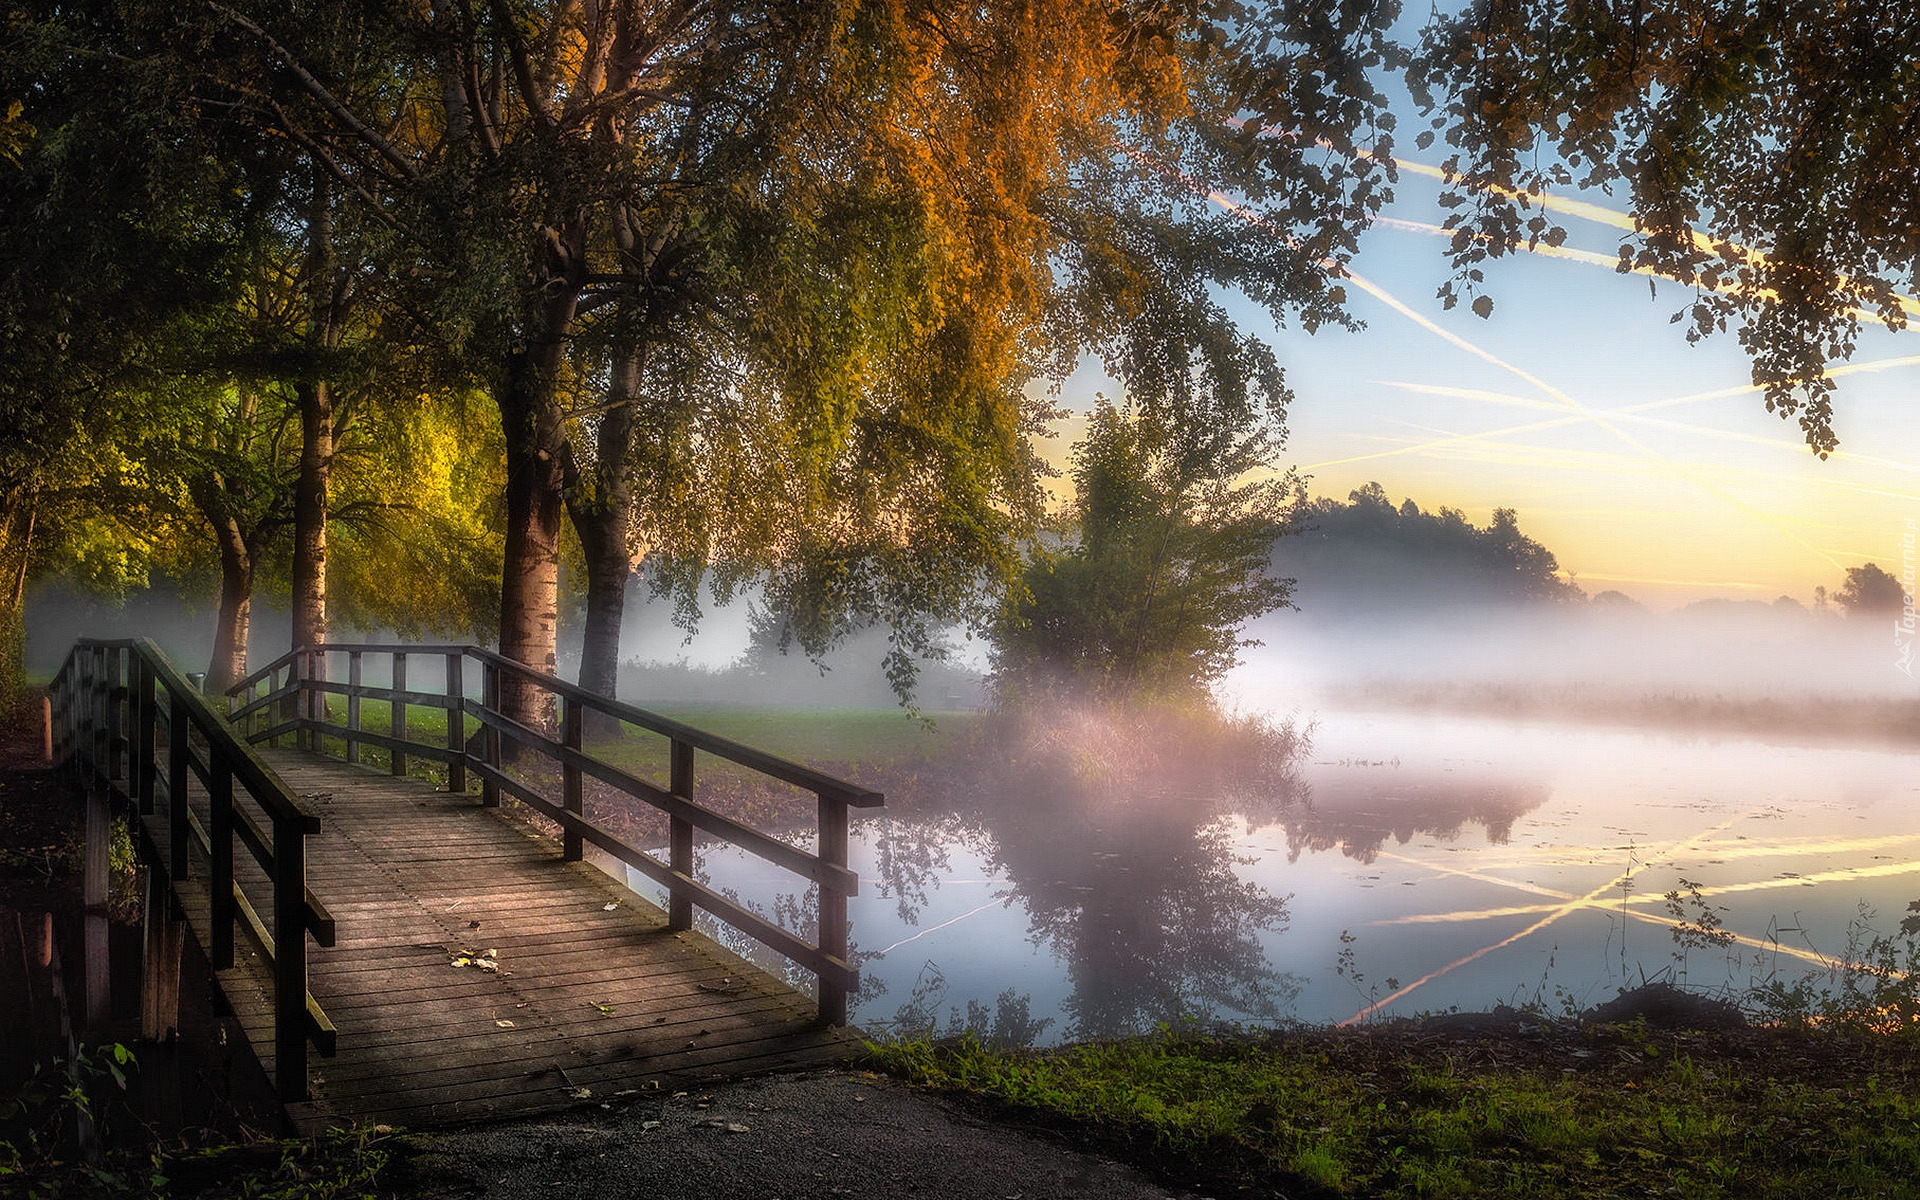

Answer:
[638,709,1920,1038]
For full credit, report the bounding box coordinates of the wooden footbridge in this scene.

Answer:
[50,639,880,1131]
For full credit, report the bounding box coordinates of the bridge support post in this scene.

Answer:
[561,695,582,862]
[481,663,500,808]
[390,653,408,777]
[817,793,850,1027]
[668,740,693,931]
[446,653,465,793]
[209,758,234,970]
[168,691,190,883]
[134,655,156,815]
[81,780,111,1034]
[141,868,184,1041]
[272,817,309,1102]
[346,653,362,764]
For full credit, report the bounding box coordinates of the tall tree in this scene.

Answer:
[0,3,245,692]
[993,397,1298,705]
[1409,1,1920,456]
[167,0,1401,723]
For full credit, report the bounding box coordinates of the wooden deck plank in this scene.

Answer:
[159,745,856,1131]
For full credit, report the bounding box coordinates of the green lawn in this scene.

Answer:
[275,699,971,790]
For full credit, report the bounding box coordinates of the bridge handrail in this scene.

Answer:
[231,642,880,1024]
[51,638,336,1104]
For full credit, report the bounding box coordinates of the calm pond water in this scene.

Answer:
[629,709,1920,1040]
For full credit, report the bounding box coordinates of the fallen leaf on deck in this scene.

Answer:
[495,1019,516,1028]
[602,902,619,911]
[568,1086,592,1100]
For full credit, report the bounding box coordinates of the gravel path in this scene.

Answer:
[396,1070,1182,1200]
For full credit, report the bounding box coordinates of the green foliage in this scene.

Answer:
[1408,2,1920,456]
[868,1025,1920,1199]
[0,1042,135,1181]
[992,399,1297,706]
[1747,901,1920,1035]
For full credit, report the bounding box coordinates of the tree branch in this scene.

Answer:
[209,1,421,181]
[490,0,558,129]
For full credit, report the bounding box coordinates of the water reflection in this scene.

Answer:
[1280,763,1550,863]
[659,711,1920,1038]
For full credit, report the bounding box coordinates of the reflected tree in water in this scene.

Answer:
[1278,770,1551,864]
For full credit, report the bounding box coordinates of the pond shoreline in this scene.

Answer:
[866,986,1920,1199]
[1316,683,1920,753]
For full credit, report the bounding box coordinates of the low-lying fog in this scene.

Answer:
[33,560,1920,1040]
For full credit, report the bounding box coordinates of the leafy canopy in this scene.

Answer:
[1408,0,1920,455]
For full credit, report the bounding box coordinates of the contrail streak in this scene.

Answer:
[1385,158,1920,322]
[1378,215,1913,330]
[1300,355,1920,473]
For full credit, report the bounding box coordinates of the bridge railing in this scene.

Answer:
[229,644,881,1024]
[51,639,336,1102]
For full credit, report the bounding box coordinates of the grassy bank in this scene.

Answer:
[1325,681,1920,749]
[867,1019,1920,1199]
[288,699,963,777]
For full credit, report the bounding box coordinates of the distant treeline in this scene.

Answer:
[1277,483,1581,620]
[1276,483,1905,626]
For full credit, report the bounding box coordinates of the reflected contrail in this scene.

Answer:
[870,897,1010,957]
[1336,814,1749,1025]
[1382,852,1920,927]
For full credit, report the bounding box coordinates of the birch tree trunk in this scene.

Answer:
[495,242,582,729]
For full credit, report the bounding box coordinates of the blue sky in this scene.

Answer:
[1052,154,1920,609]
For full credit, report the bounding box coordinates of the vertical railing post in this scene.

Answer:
[134,652,156,814]
[272,814,309,1102]
[108,647,122,778]
[303,647,324,751]
[345,652,362,764]
[481,662,500,808]
[446,653,466,793]
[561,695,582,861]
[281,655,301,750]
[390,652,408,776]
[90,644,106,783]
[817,791,851,1026]
[209,755,234,970]
[119,645,132,787]
[668,740,694,931]
[168,690,190,883]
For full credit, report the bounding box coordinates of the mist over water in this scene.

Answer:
[36,564,1919,1039]
[611,594,1919,1040]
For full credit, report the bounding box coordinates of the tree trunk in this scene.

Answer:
[207,516,255,695]
[0,482,36,699]
[290,379,330,649]
[290,170,336,655]
[567,350,641,705]
[495,269,581,730]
